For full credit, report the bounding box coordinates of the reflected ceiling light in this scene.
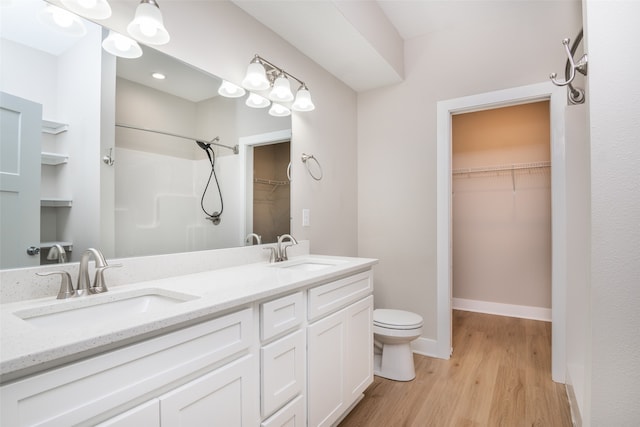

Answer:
[61,0,112,20]
[127,0,170,45]
[292,84,315,112]
[269,73,294,102]
[218,80,246,98]
[269,103,291,117]
[102,30,142,58]
[241,56,270,91]
[242,54,314,113]
[37,4,87,37]
[152,72,166,80]
[246,92,270,109]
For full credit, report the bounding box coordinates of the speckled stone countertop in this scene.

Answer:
[0,255,377,383]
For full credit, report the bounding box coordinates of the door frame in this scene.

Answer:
[436,82,567,382]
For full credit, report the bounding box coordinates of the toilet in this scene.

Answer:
[373,309,423,381]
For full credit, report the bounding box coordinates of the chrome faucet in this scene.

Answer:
[246,233,262,245]
[47,244,67,264]
[77,248,114,296]
[276,234,298,262]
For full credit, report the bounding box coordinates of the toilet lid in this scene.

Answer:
[373,309,423,329]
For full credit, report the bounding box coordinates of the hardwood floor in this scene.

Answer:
[339,310,573,427]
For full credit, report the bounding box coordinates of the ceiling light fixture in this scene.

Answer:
[240,54,315,112]
[218,80,246,98]
[127,0,170,46]
[37,4,87,37]
[102,30,142,58]
[61,0,112,20]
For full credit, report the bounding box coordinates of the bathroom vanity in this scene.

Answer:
[0,255,376,427]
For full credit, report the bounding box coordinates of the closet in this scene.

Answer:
[452,101,552,318]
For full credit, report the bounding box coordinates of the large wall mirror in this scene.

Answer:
[0,0,291,269]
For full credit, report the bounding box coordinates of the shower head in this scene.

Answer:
[196,140,210,151]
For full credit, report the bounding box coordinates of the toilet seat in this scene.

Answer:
[374,309,423,330]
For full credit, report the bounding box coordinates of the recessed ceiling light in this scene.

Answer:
[151,72,165,80]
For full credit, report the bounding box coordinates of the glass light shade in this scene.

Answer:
[269,75,294,102]
[37,4,87,37]
[241,62,269,91]
[292,87,315,112]
[269,103,291,117]
[102,30,142,58]
[245,92,270,109]
[61,0,112,20]
[127,1,170,45]
[218,80,246,98]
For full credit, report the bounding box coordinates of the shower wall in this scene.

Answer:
[452,101,552,316]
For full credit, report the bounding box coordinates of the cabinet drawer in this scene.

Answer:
[261,395,305,427]
[0,308,252,427]
[261,329,306,418]
[261,291,305,342]
[308,271,372,321]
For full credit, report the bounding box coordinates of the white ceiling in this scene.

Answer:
[2,1,572,95]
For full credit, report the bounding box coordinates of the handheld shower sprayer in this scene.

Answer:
[195,139,224,225]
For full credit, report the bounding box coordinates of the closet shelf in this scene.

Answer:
[452,161,550,176]
[40,241,73,250]
[254,177,289,194]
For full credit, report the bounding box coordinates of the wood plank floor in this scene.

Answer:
[339,310,573,427]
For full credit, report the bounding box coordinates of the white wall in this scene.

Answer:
[581,1,640,424]
[357,1,581,339]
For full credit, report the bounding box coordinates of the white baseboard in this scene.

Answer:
[453,297,552,322]
[411,337,441,358]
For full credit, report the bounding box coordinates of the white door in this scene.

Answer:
[344,296,374,402]
[0,92,42,268]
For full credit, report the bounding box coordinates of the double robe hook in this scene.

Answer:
[549,33,588,104]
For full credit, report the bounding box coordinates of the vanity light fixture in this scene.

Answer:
[218,80,246,98]
[241,57,270,91]
[61,0,112,20]
[241,54,315,112]
[268,103,291,117]
[127,0,170,46]
[102,30,142,58]
[246,92,270,109]
[37,4,87,37]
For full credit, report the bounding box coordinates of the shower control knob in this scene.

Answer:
[27,246,40,256]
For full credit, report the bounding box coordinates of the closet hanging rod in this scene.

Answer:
[452,161,550,176]
[115,123,238,154]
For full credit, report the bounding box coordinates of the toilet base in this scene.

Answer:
[373,342,416,381]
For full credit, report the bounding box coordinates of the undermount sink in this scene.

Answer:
[15,290,198,329]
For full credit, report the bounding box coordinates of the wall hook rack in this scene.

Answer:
[549,31,588,104]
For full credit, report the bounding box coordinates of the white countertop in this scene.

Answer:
[0,255,377,383]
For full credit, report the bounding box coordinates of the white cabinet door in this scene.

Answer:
[261,329,306,418]
[160,355,258,427]
[307,309,346,427]
[96,400,160,427]
[344,296,374,403]
[307,295,374,427]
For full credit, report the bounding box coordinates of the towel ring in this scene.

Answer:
[301,153,323,181]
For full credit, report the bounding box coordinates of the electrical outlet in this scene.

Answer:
[302,208,310,227]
